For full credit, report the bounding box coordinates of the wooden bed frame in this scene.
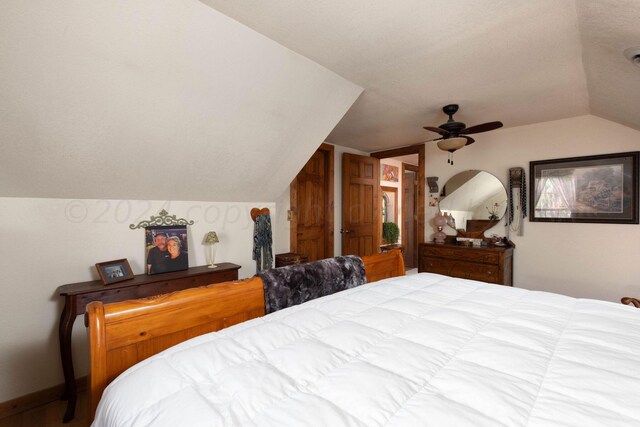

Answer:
[86,250,405,419]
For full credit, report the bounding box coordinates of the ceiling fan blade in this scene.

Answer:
[463,136,475,145]
[423,126,449,136]
[461,121,503,135]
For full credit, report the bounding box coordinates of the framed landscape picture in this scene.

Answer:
[530,151,639,224]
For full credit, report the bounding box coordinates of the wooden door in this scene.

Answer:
[403,164,418,268]
[290,144,334,261]
[342,153,381,256]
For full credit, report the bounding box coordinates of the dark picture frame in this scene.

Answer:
[145,225,189,275]
[95,259,134,285]
[530,151,639,224]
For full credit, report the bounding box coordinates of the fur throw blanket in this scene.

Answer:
[259,256,366,314]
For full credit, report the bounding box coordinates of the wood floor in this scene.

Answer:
[0,392,88,427]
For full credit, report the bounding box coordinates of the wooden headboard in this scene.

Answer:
[86,249,405,419]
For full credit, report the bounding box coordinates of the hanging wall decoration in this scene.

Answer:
[508,167,527,236]
[129,209,194,229]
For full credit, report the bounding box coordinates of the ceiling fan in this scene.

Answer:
[423,104,503,164]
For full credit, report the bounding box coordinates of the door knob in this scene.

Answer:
[340,229,351,234]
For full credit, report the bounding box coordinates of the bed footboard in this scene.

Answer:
[86,277,265,418]
[86,249,405,419]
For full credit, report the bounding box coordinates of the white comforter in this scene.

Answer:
[94,273,640,426]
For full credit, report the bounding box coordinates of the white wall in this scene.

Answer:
[425,115,640,302]
[0,198,277,402]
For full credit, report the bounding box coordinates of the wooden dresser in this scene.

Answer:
[419,242,514,286]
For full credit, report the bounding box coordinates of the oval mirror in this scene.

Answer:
[439,170,507,237]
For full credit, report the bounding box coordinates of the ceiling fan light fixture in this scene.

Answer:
[624,47,640,68]
[437,137,467,152]
[424,104,502,165]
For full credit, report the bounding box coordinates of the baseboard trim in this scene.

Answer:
[0,377,86,419]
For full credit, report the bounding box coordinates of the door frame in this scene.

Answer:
[290,143,334,258]
[402,162,419,267]
[370,143,425,244]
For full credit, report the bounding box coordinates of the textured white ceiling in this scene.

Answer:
[202,0,640,151]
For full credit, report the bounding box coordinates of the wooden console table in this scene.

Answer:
[58,263,240,422]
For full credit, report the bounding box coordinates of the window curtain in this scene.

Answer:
[535,170,576,217]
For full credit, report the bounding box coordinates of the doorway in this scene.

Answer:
[370,144,425,270]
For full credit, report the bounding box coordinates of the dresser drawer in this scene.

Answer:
[419,243,513,286]
[424,246,500,264]
[423,257,500,284]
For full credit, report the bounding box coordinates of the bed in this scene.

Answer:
[87,250,640,426]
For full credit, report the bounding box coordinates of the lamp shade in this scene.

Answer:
[203,231,219,244]
[436,137,467,152]
[434,212,448,227]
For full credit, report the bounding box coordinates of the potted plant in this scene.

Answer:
[382,222,400,245]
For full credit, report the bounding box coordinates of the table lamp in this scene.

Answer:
[203,231,219,268]
[434,212,448,244]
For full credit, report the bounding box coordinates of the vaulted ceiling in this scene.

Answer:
[202,0,640,152]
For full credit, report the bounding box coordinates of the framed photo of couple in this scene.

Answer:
[145,225,189,275]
